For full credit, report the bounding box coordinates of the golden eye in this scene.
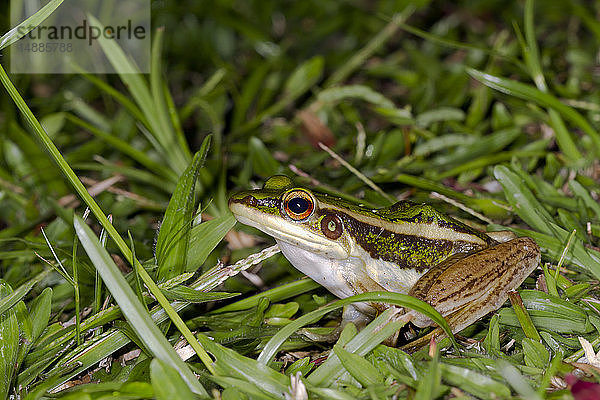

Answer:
[282,190,314,221]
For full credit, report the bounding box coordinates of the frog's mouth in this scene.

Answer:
[229,200,349,259]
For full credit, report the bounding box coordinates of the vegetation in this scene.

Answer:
[1,0,600,398]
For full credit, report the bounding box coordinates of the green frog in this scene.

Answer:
[228,175,540,338]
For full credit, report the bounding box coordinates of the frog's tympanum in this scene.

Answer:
[228,175,540,339]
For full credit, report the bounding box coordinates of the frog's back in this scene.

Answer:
[329,200,495,272]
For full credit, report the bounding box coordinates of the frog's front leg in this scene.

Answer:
[299,257,388,343]
[407,237,540,334]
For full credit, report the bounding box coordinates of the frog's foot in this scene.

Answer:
[399,326,443,353]
[407,237,540,341]
[487,230,517,243]
[299,326,341,343]
[399,305,484,353]
[341,303,374,330]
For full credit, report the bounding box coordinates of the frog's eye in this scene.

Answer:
[282,190,314,221]
[320,214,343,239]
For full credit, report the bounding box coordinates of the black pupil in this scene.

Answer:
[288,197,309,215]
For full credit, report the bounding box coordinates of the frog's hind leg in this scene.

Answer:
[406,237,540,346]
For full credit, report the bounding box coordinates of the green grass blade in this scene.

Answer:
[415,349,441,400]
[34,247,281,389]
[332,344,384,387]
[73,162,175,194]
[317,85,395,109]
[88,15,188,174]
[495,164,600,278]
[231,63,270,129]
[261,292,456,366]
[234,57,324,135]
[212,278,320,313]
[0,0,65,50]
[150,28,191,161]
[519,290,589,320]
[155,146,207,281]
[397,21,522,68]
[439,363,511,399]
[29,287,53,342]
[495,360,542,400]
[493,165,555,233]
[75,70,148,126]
[73,216,208,396]
[519,0,582,161]
[150,359,196,400]
[7,122,67,192]
[248,136,281,177]
[0,270,49,316]
[283,56,324,104]
[194,335,290,398]
[498,290,592,334]
[186,214,236,269]
[393,173,509,218]
[437,150,546,179]
[305,386,356,400]
[432,127,521,168]
[207,376,280,399]
[546,109,583,162]
[161,287,238,303]
[522,0,546,90]
[15,301,33,345]
[569,180,600,220]
[415,107,465,128]
[163,78,192,157]
[0,283,19,400]
[308,309,406,386]
[325,11,412,87]
[508,291,541,341]
[65,114,175,182]
[522,337,549,369]
[467,68,600,154]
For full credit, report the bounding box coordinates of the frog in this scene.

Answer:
[228,175,540,342]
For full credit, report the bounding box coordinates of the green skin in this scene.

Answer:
[229,175,540,334]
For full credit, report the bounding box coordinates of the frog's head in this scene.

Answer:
[228,175,351,259]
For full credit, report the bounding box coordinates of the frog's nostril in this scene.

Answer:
[230,195,258,208]
[243,195,258,207]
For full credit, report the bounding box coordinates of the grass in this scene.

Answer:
[1,0,600,398]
